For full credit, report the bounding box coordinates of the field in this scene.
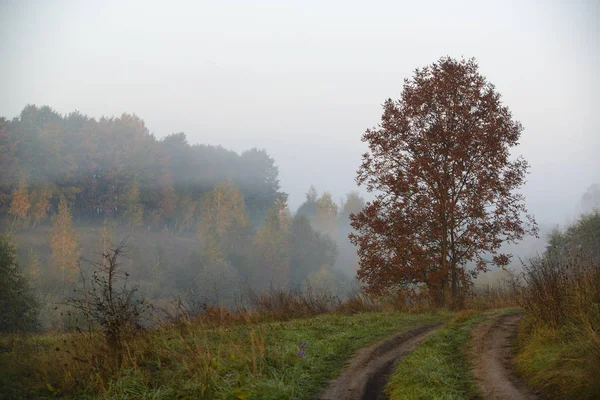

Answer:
[0,310,448,399]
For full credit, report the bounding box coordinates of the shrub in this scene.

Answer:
[0,233,39,332]
[65,241,151,354]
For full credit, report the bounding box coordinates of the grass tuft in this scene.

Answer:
[514,316,600,399]
[386,311,486,400]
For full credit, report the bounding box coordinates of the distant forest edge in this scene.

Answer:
[0,105,366,329]
[0,104,285,227]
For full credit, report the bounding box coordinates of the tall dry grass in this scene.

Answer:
[513,243,600,398]
[2,283,427,398]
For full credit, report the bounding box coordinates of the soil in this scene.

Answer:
[471,312,537,400]
[319,323,442,400]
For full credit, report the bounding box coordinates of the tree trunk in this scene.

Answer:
[430,282,445,308]
[449,227,459,309]
[441,225,449,308]
[450,261,458,309]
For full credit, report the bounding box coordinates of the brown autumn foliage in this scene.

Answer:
[350,57,537,308]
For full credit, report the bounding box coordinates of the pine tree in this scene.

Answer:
[0,234,39,332]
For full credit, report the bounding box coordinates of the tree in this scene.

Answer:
[289,215,338,285]
[8,180,31,227]
[176,194,198,233]
[2,105,287,225]
[196,181,252,282]
[30,185,52,227]
[123,181,144,229]
[194,230,239,300]
[50,197,80,289]
[307,264,336,295]
[0,234,39,332]
[341,191,366,219]
[0,118,18,208]
[238,148,281,225]
[314,192,339,234]
[275,194,292,232]
[335,191,366,276]
[250,205,291,290]
[580,183,600,214]
[350,57,537,307]
[296,185,318,217]
[197,180,248,242]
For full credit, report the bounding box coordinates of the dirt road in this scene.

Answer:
[472,313,537,400]
[319,323,442,400]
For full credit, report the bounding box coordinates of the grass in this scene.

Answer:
[385,309,509,400]
[0,310,449,400]
[514,315,600,399]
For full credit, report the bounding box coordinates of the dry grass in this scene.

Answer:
[514,317,600,399]
[0,300,447,399]
[512,246,600,399]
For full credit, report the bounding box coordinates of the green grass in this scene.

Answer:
[386,310,488,400]
[0,311,449,400]
[514,316,600,399]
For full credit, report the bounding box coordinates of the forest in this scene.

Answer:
[0,104,364,330]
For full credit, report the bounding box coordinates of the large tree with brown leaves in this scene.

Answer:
[349,57,537,307]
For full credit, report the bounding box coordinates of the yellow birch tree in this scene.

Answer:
[50,197,80,289]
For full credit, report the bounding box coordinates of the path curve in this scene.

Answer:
[319,323,442,400]
[472,313,537,400]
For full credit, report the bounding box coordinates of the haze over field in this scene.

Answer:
[1,4,600,399]
[1,0,598,227]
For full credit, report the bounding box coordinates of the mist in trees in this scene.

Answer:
[0,105,282,227]
[1,55,595,330]
[0,105,365,330]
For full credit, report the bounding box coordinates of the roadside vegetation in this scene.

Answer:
[0,301,447,399]
[386,310,485,400]
[513,210,600,399]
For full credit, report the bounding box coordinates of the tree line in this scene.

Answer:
[0,104,372,331]
[1,105,281,228]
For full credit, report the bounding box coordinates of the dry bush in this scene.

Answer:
[467,271,522,311]
[65,241,151,368]
[512,213,600,398]
[244,282,341,320]
[157,280,383,329]
[520,248,600,328]
[453,309,475,323]
[336,290,381,314]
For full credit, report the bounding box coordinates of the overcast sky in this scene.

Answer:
[1,0,598,226]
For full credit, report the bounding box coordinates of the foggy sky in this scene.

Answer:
[1,0,598,226]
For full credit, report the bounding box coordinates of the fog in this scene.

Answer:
[1,0,598,225]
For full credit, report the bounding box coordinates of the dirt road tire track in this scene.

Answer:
[319,323,442,400]
[472,312,537,400]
